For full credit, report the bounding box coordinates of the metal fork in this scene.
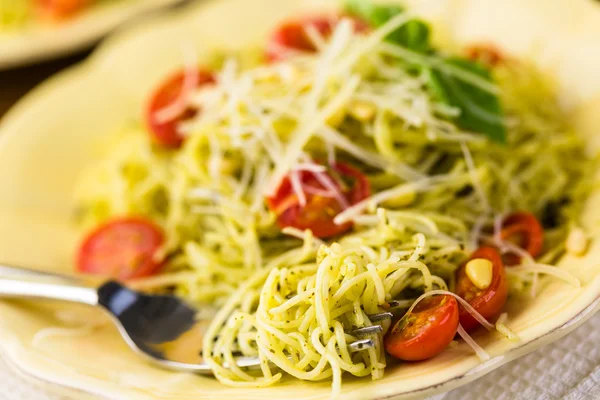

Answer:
[0,264,401,373]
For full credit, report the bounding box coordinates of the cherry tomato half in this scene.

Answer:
[266,15,369,61]
[266,162,370,238]
[77,217,165,280]
[500,211,544,265]
[385,295,459,361]
[146,69,214,148]
[466,44,505,66]
[37,0,89,20]
[455,246,508,332]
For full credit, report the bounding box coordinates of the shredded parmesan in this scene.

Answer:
[334,173,456,225]
[290,170,307,207]
[457,324,490,361]
[404,289,494,331]
[153,43,201,124]
[495,313,519,341]
[460,141,490,213]
[506,264,580,288]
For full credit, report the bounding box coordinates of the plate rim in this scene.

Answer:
[0,0,185,70]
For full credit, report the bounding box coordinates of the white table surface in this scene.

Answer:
[1,312,599,400]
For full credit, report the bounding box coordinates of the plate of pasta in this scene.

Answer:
[0,0,183,69]
[0,0,599,399]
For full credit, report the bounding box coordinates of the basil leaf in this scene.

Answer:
[388,19,430,53]
[345,1,504,142]
[345,0,431,52]
[428,58,507,143]
[345,0,404,27]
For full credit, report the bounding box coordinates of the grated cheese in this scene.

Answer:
[154,43,201,124]
[334,173,457,225]
[457,324,490,362]
[505,264,580,288]
[404,289,494,331]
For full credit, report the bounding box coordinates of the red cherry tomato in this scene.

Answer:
[266,15,369,61]
[466,44,505,66]
[146,69,214,148]
[37,0,89,19]
[266,162,370,238]
[384,295,459,361]
[455,246,508,332]
[77,217,165,280]
[500,212,544,265]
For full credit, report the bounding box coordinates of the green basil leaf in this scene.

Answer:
[345,0,404,27]
[345,1,504,142]
[387,19,430,53]
[428,58,507,143]
[344,0,431,52]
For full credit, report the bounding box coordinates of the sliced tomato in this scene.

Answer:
[466,44,505,66]
[36,0,89,19]
[455,246,508,332]
[146,69,215,148]
[385,295,459,361]
[266,15,369,61]
[77,217,165,280]
[500,211,544,265]
[266,162,370,238]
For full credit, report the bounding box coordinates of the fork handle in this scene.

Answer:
[0,264,99,306]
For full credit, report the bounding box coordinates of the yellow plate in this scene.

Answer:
[0,0,599,399]
[0,0,184,70]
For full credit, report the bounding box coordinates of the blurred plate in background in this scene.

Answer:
[0,0,185,70]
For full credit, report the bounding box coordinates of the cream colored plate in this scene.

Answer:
[0,0,599,399]
[0,0,184,70]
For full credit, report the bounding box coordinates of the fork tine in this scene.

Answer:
[348,339,375,353]
[362,301,414,322]
[387,300,403,309]
[366,311,393,322]
[234,338,375,370]
[349,325,383,337]
[386,300,413,309]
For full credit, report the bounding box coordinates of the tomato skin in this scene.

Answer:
[37,0,89,19]
[266,15,369,61]
[385,295,459,361]
[455,246,508,332]
[266,162,370,238]
[500,212,544,265]
[77,217,165,281]
[466,44,505,66]
[274,195,353,238]
[146,69,214,148]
